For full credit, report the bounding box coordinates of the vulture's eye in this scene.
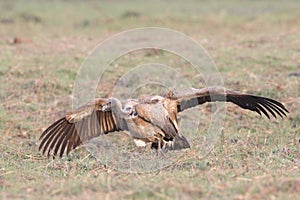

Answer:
[132,110,138,116]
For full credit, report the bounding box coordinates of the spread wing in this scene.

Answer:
[165,87,288,119]
[39,98,121,158]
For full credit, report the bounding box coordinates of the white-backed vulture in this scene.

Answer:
[39,87,288,158]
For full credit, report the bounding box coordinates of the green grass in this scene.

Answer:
[1,0,300,199]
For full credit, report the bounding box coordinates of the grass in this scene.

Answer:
[1,0,300,199]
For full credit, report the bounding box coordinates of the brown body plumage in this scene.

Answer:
[39,87,288,158]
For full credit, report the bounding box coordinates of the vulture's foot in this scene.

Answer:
[155,140,166,157]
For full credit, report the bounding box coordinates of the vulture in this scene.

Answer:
[39,87,288,158]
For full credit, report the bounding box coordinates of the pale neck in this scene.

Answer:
[111,98,129,118]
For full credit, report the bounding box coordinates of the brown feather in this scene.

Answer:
[134,102,178,142]
[167,87,288,119]
[39,99,120,158]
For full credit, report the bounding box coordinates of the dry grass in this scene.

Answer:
[1,0,299,199]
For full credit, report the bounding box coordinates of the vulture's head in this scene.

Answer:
[102,98,122,112]
[102,97,136,117]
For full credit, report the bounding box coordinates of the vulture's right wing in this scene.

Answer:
[165,87,288,119]
[39,98,121,158]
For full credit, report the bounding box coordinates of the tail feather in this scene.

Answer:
[151,134,190,150]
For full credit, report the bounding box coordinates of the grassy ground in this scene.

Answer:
[1,0,300,199]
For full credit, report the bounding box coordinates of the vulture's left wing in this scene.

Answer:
[165,87,288,119]
[39,98,121,158]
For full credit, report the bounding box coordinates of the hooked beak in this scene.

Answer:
[101,103,110,112]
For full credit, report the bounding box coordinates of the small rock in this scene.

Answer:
[13,37,32,44]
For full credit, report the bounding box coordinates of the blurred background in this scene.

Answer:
[0,1,299,199]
